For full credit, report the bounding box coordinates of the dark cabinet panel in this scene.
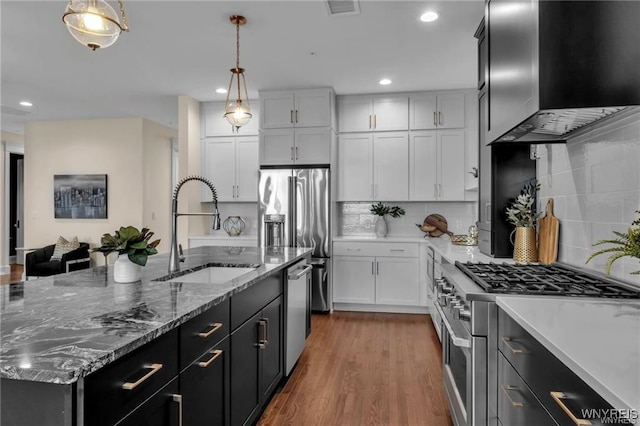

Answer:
[231,273,282,330]
[230,311,262,426]
[181,337,230,426]
[115,377,180,426]
[260,296,283,400]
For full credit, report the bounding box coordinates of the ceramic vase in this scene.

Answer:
[512,227,538,263]
[375,216,388,237]
[113,254,142,283]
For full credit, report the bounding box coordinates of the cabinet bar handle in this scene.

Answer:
[438,184,442,197]
[373,114,377,129]
[376,262,379,275]
[172,394,183,426]
[550,392,592,426]
[199,322,223,338]
[502,337,523,354]
[264,317,270,346]
[290,146,294,160]
[295,146,298,160]
[390,249,405,252]
[372,261,375,275]
[346,248,361,251]
[433,111,437,126]
[236,186,239,198]
[198,349,223,368]
[434,184,438,198]
[122,363,163,390]
[438,111,443,125]
[291,110,294,124]
[501,385,524,408]
[295,110,299,123]
[258,320,266,348]
[369,114,372,129]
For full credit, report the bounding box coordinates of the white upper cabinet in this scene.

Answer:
[338,95,408,133]
[337,132,408,201]
[201,136,258,202]
[410,92,465,130]
[259,88,334,129]
[409,130,465,201]
[260,128,332,166]
[201,101,259,137]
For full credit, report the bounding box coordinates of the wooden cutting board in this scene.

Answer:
[424,214,452,237]
[538,198,560,264]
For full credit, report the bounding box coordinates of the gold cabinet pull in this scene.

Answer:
[263,317,270,346]
[501,384,524,407]
[433,111,437,126]
[199,322,223,338]
[172,394,183,426]
[290,110,294,124]
[502,336,523,354]
[198,349,223,368]
[257,319,267,348]
[122,363,163,390]
[369,114,372,129]
[373,114,377,129]
[550,392,592,425]
[438,111,443,125]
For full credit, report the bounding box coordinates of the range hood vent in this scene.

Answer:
[487,1,640,145]
[326,0,360,16]
[493,107,629,144]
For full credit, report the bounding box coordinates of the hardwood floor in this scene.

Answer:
[0,264,23,285]
[259,312,453,426]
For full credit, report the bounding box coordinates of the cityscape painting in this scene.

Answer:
[54,174,108,219]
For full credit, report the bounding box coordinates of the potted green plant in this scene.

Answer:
[93,226,161,283]
[505,182,540,263]
[370,202,406,237]
[586,210,640,275]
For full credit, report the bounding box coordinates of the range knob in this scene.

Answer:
[439,293,456,306]
[436,279,452,293]
[455,306,471,322]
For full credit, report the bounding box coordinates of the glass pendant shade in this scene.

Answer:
[224,100,252,128]
[62,0,128,50]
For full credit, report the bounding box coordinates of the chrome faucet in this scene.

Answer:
[169,176,220,273]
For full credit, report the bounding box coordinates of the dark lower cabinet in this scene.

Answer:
[116,377,180,426]
[181,337,230,426]
[231,295,284,426]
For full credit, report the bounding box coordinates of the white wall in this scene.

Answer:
[24,118,175,265]
[1,131,25,271]
[537,110,640,284]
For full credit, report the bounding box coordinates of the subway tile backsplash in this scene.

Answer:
[537,110,640,284]
[338,201,477,237]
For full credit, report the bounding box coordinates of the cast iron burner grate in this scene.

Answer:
[455,262,640,298]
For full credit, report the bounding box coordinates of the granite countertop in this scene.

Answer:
[0,246,311,385]
[333,235,509,264]
[496,296,640,411]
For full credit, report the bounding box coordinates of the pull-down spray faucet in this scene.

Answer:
[169,176,220,273]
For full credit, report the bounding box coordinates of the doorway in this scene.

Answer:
[9,153,24,264]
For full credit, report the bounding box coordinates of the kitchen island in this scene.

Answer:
[496,296,640,421]
[1,245,312,426]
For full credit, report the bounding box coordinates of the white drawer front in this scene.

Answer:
[333,241,418,257]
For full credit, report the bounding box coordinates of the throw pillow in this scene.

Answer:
[50,236,80,261]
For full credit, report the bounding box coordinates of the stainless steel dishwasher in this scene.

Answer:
[285,259,312,376]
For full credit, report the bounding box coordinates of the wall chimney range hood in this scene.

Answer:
[487,1,640,145]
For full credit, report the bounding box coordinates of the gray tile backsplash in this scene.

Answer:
[338,201,477,237]
[536,110,640,284]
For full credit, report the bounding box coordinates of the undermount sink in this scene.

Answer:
[161,265,259,284]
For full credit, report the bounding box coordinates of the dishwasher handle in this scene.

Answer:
[288,264,313,280]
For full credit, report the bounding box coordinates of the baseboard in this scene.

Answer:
[0,265,9,275]
[332,303,429,314]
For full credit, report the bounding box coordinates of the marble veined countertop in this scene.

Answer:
[496,296,640,411]
[0,246,311,384]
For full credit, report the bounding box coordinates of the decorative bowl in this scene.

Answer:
[223,216,246,237]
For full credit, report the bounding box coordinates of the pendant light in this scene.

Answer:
[223,15,252,129]
[62,0,129,51]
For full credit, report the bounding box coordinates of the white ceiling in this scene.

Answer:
[0,0,484,134]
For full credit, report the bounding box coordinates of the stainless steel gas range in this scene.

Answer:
[435,261,640,426]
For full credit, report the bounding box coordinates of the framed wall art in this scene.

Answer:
[54,174,108,219]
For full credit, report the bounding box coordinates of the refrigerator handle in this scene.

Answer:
[288,175,297,248]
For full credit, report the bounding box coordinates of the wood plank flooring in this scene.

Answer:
[259,312,453,426]
[0,264,23,285]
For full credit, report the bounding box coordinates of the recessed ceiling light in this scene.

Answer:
[379,78,392,85]
[19,100,33,107]
[420,11,439,23]
[216,88,228,94]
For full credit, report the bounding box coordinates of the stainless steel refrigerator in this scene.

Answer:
[258,167,330,313]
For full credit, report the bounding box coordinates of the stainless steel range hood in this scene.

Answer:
[487,1,640,145]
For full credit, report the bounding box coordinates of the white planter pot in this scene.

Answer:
[375,216,388,237]
[113,254,142,283]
